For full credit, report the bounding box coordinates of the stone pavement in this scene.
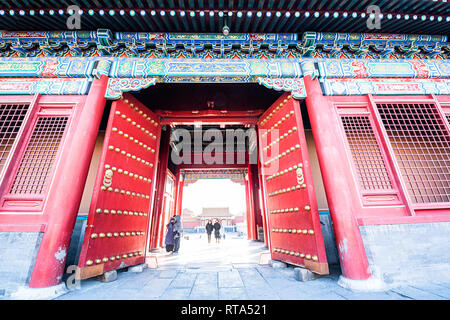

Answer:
[50,233,450,300]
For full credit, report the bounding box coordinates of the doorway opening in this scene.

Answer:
[181,177,247,237]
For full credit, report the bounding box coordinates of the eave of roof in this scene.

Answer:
[1,30,448,59]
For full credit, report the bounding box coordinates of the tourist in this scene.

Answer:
[165,217,176,253]
[205,220,214,244]
[213,219,221,244]
[172,214,183,254]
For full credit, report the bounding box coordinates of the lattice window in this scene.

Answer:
[9,116,69,195]
[341,116,393,191]
[0,104,29,174]
[376,103,450,204]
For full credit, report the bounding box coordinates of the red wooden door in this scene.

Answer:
[258,92,328,274]
[77,93,161,279]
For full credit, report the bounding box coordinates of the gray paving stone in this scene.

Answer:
[189,284,219,300]
[218,270,244,288]
[219,287,249,300]
[238,268,273,289]
[113,274,157,290]
[408,283,450,299]
[194,272,218,286]
[48,236,450,301]
[391,285,447,300]
[160,287,192,300]
[246,288,281,300]
[432,282,450,291]
[331,286,407,300]
[100,288,146,300]
[170,272,197,288]
[158,270,179,279]
[140,278,174,298]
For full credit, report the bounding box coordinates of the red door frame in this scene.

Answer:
[154,109,263,126]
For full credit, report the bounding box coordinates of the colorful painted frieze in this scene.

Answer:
[0,30,448,60]
[108,58,303,80]
[105,77,157,99]
[257,77,306,99]
[317,59,450,79]
[0,58,96,77]
[321,78,450,95]
[0,78,91,95]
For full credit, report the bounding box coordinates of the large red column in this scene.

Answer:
[303,76,371,280]
[29,75,109,288]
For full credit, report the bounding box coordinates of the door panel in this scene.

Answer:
[77,93,161,279]
[258,92,328,274]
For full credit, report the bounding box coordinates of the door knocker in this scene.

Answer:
[296,167,304,185]
[103,169,113,187]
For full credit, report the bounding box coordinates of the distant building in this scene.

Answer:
[197,207,234,226]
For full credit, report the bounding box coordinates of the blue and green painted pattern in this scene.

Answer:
[0,31,447,97]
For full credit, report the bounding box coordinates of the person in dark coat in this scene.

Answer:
[165,217,176,253]
[213,219,221,244]
[172,214,183,254]
[205,220,214,244]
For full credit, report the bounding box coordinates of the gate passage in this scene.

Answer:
[258,93,328,274]
[77,93,161,279]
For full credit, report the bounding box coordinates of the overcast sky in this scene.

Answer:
[182,179,246,216]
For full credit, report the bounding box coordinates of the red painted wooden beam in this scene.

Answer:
[155,109,263,125]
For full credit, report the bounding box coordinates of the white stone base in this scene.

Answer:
[258,252,271,265]
[337,275,389,292]
[10,283,68,300]
[270,260,287,269]
[294,267,320,282]
[127,263,147,273]
[145,255,159,269]
[96,270,118,283]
